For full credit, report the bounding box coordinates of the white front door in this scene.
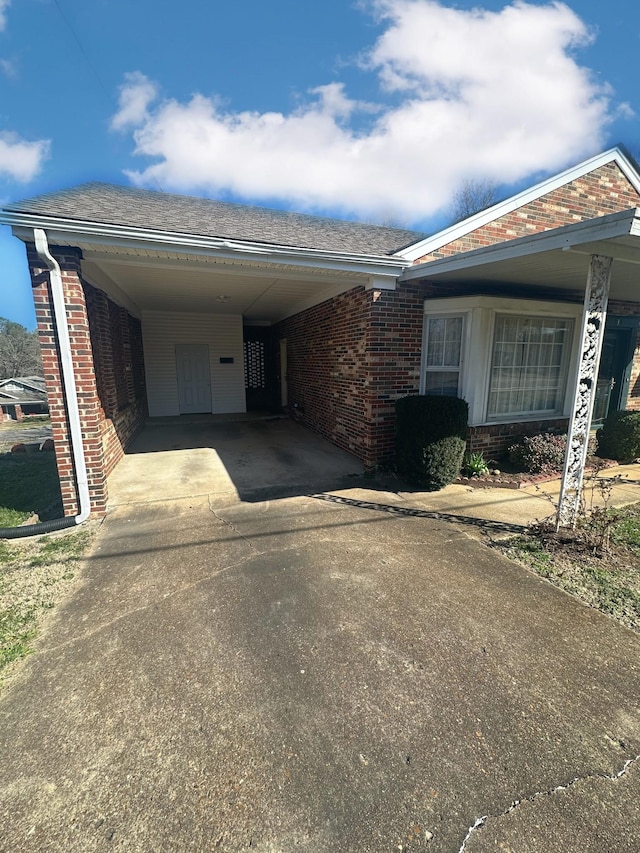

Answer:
[176,344,212,414]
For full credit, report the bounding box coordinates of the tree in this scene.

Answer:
[450,178,499,224]
[0,317,42,379]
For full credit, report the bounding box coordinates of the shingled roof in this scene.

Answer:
[6,183,423,256]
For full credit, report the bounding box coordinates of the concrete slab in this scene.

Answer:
[1,491,639,852]
[108,418,364,508]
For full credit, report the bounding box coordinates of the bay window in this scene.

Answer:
[422,297,580,425]
[487,315,573,419]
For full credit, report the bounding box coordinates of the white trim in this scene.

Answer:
[2,214,410,276]
[397,147,640,262]
[420,312,468,397]
[400,207,640,283]
[422,295,582,426]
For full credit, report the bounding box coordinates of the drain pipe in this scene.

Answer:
[0,229,91,539]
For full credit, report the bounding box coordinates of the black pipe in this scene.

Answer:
[0,516,77,540]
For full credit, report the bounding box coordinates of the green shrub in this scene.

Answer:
[596,410,640,463]
[508,432,567,474]
[509,431,597,474]
[395,395,468,490]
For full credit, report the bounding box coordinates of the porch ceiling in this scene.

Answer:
[400,208,640,302]
[79,245,369,323]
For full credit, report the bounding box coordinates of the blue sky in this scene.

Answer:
[1,0,640,329]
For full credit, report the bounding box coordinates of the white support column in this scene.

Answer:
[557,254,613,529]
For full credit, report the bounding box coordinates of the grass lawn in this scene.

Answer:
[0,529,92,686]
[0,453,63,527]
[496,503,640,632]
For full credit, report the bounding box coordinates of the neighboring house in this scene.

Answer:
[1,146,640,519]
[0,376,48,421]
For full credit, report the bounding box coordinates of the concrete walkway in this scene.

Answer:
[1,487,640,851]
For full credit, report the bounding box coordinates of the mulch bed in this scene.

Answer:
[456,457,619,490]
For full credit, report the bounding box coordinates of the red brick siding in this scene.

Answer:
[467,419,570,460]
[26,244,146,517]
[418,163,640,262]
[274,282,428,468]
[28,245,108,517]
[83,281,147,479]
[275,288,371,461]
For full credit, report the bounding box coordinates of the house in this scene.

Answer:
[0,376,48,421]
[1,146,640,524]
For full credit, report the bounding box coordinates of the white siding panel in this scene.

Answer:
[142,311,246,416]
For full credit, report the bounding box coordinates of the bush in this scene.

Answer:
[508,431,597,474]
[508,432,567,474]
[596,410,640,463]
[395,395,468,490]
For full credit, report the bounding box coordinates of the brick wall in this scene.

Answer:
[418,162,640,262]
[27,244,146,517]
[275,287,371,461]
[83,283,147,478]
[274,282,428,468]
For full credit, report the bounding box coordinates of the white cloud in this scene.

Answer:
[0,0,10,31]
[112,1,615,224]
[111,71,159,131]
[0,57,17,78]
[0,132,50,182]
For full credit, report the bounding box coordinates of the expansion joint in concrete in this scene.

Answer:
[458,752,640,852]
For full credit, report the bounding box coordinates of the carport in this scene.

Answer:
[1,182,411,519]
[107,414,365,508]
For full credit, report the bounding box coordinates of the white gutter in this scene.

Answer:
[33,228,91,525]
[0,211,411,275]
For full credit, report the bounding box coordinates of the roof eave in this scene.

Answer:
[396,147,640,262]
[0,210,412,277]
[399,207,640,282]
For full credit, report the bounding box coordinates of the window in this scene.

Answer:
[423,315,464,396]
[487,315,573,419]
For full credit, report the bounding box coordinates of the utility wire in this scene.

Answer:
[52,0,109,97]
[51,0,165,193]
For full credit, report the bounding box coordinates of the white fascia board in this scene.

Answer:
[396,148,640,263]
[2,213,408,280]
[400,207,640,282]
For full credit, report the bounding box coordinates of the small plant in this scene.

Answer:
[596,410,640,463]
[462,451,489,477]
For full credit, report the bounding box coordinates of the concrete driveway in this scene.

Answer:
[1,486,639,852]
[107,416,365,507]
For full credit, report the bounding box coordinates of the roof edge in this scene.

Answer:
[399,206,640,282]
[0,211,412,275]
[396,147,640,262]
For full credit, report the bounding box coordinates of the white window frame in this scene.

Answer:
[421,296,582,426]
[486,312,574,421]
[420,312,469,397]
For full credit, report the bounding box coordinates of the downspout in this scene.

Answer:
[0,229,91,539]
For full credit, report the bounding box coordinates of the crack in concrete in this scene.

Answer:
[39,553,258,656]
[458,753,640,852]
[208,501,258,552]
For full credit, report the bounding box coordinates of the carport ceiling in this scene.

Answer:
[80,247,368,323]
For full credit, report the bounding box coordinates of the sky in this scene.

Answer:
[1,0,640,329]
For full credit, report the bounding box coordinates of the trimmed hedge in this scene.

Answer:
[596,410,640,463]
[396,395,468,490]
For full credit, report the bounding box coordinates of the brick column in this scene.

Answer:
[27,243,108,517]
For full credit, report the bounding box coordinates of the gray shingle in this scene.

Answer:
[6,183,423,256]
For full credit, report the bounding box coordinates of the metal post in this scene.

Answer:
[556,254,613,529]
